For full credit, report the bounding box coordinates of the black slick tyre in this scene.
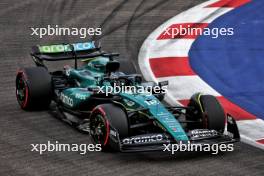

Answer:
[16,67,52,110]
[90,104,128,151]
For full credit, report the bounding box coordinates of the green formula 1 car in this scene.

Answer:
[16,41,240,152]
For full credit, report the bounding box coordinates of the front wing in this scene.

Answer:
[108,115,240,152]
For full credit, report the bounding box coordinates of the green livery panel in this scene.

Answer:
[55,44,189,142]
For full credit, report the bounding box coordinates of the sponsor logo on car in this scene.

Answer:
[189,129,218,139]
[75,93,87,100]
[38,42,95,53]
[60,93,73,107]
[122,134,163,144]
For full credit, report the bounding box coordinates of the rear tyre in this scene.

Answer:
[187,93,225,133]
[16,67,52,110]
[90,104,129,151]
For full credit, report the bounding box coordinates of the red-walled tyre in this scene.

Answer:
[90,104,128,151]
[16,67,52,110]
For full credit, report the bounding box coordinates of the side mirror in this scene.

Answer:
[158,80,169,87]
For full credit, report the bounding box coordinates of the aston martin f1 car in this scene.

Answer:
[16,41,240,152]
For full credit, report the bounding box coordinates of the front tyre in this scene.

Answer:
[16,67,52,110]
[187,93,225,133]
[200,95,225,132]
[90,104,129,151]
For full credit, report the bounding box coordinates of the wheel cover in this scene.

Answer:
[90,112,109,146]
[16,75,28,107]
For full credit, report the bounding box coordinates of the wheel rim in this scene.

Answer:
[90,112,109,146]
[16,75,28,107]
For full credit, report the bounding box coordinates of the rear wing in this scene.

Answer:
[30,41,120,69]
[31,41,102,69]
[31,41,101,61]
